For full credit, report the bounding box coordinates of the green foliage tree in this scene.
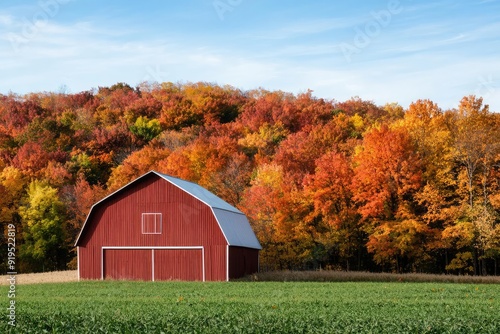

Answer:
[129,116,162,142]
[19,180,68,272]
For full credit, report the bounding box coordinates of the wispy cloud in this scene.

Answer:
[0,14,15,27]
[247,17,358,40]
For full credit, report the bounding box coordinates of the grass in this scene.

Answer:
[246,270,500,284]
[3,269,499,286]
[1,280,500,333]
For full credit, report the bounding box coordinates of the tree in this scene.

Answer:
[12,142,51,178]
[239,90,296,132]
[107,145,171,192]
[205,152,253,206]
[240,164,286,270]
[367,219,433,272]
[0,166,26,224]
[352,125,422,221]
[352,125,424,270]
[129,116,162,143]
[454,96,493,209]
[124,90,162,122]
[0,166,27,272]
[450,96,500,274]
[19,180,68,272]
[238,121,289,159]
[303,151,363,270]
[336,97,386,125]
[62,175,106,268]
[274,115,352,186]
[159,82,245,129]
[304,152,354,228]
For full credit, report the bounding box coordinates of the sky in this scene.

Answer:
[1,0,499,111]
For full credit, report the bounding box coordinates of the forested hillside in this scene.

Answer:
[1,82,499,275]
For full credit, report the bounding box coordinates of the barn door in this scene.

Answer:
[153,249,203,281]
[103,249,152,281]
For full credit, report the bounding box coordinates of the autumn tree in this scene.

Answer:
[95,83,139,127]
[336,97,386,125]
[12,142,51,178]
[19,181,68,272]
[107,145,171,192]
[129,116,162,143]
[238,121,289,162]
[448,96,500,274]
[303,151,363,270]
[352,125,422,220]
[159,82,245,129]
[238,90,296,132]
[240,164,287,269]
[62,175,106,268]
[352,125,425,271]
[294,90,337,131]
[124,90,162,123]
[274,115,353,186]
[0,166,27,273]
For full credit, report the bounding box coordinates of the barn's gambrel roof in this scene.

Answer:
[157,172,242,214]
[75,171,261,249]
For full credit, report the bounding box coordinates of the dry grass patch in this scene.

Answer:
[0,270,77,285]
[247,270,500,284]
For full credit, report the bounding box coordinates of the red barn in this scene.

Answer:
[75,171,261,281]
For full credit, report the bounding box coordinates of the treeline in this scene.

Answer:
[0,82,499,275]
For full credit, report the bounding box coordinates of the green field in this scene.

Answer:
[2,281,499,333]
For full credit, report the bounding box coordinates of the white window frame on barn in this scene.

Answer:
[142,213,162,234]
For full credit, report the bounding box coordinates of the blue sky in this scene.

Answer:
[1,0,499,111]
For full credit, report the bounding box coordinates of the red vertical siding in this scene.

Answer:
[228,246,259,279]
[154,249,202,281]
[79,245,101,280]
[204,245,227,281]
[78,173,229,281]
[104,249,152,281]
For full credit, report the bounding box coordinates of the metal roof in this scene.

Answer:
[156,172,261,249]
[212,208,262,249]
[75,170,261,249]
[156,172,243,214]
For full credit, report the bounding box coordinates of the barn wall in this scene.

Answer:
[204,245,227,281]
[78,173,228,281]
[78,245,101,280]
[228,246,259,279]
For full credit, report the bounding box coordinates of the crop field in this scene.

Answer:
[1,280,499,333]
